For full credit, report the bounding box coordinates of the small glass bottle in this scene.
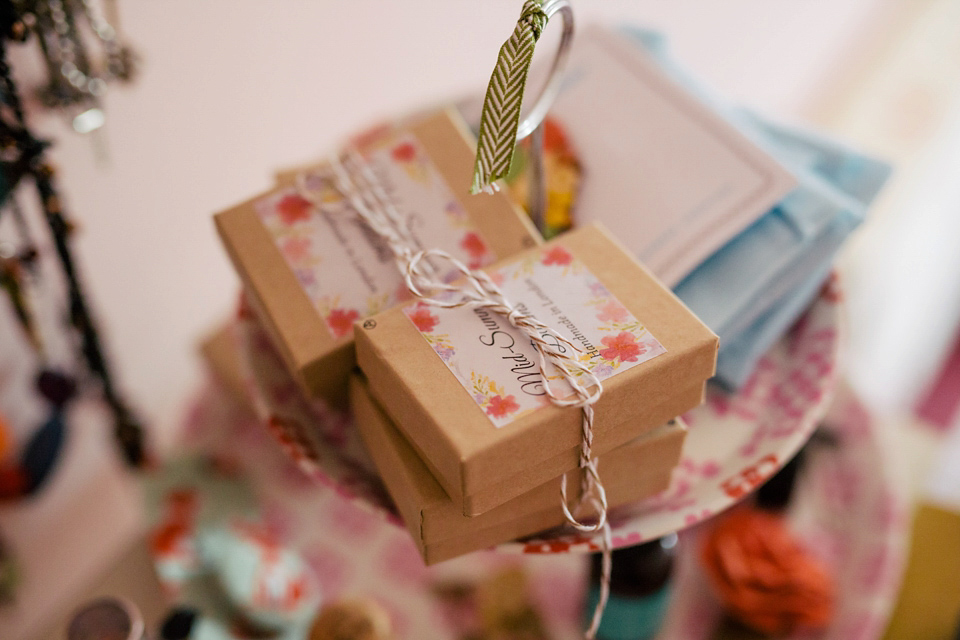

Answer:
[584,534,677,640]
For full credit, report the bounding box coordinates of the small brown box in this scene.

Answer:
[199,321,253,414]
[350,374,686,565]
[214,109,540,407]
[356,223,717,515]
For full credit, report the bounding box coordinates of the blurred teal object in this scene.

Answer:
[145,457,322,639]
[584,536,677,640]
[585,585,671,640]
[198,520,322,635]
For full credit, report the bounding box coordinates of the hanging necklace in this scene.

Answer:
[0,19,146,467]
[13,0,136,134]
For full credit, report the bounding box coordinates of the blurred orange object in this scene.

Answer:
[507,118,582,238]
[0,412,12,461]
[0,466,28,499]
[700,507,834,635]
[309,599,393,640]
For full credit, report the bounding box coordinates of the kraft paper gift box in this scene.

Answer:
[355,223,717,516]
[350,374,686,565]
[199,322,253,413]
[214,108,541,407]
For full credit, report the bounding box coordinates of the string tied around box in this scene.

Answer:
[297,149,613,637]
[468,8,615,635]
[297,0,612,639]
[298,2,614,637]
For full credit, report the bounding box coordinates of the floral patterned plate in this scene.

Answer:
[237,273,847,553]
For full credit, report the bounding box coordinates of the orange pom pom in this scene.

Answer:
[700,507,834,635]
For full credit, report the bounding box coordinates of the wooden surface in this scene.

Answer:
[883,505,960,640]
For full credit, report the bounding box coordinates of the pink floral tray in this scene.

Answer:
[217,273,907,639]
[659,382,908,639]
[237,274,848,552]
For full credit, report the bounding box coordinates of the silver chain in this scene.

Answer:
[77,0,129,80]
[27,0,135,133]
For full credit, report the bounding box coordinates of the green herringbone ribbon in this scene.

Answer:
[470,0,549,195]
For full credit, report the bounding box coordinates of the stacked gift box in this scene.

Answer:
[211,24,888,567]
[214,106,718,564]
[352,223,717,560]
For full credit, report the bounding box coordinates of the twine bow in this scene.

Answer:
[470,0,549,195]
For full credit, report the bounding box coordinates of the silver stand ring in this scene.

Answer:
[515,0,574,141]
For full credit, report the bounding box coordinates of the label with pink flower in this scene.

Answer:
[403,245,666,428]
[254,130,495,341]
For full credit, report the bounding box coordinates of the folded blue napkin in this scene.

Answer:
[624,28,890,388]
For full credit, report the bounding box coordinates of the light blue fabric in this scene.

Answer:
[715,263,832,388]
[622,28,890,388]
[688,116,888,388]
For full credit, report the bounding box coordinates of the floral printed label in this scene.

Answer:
[404,246,666,427]
[255,131,495,340]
